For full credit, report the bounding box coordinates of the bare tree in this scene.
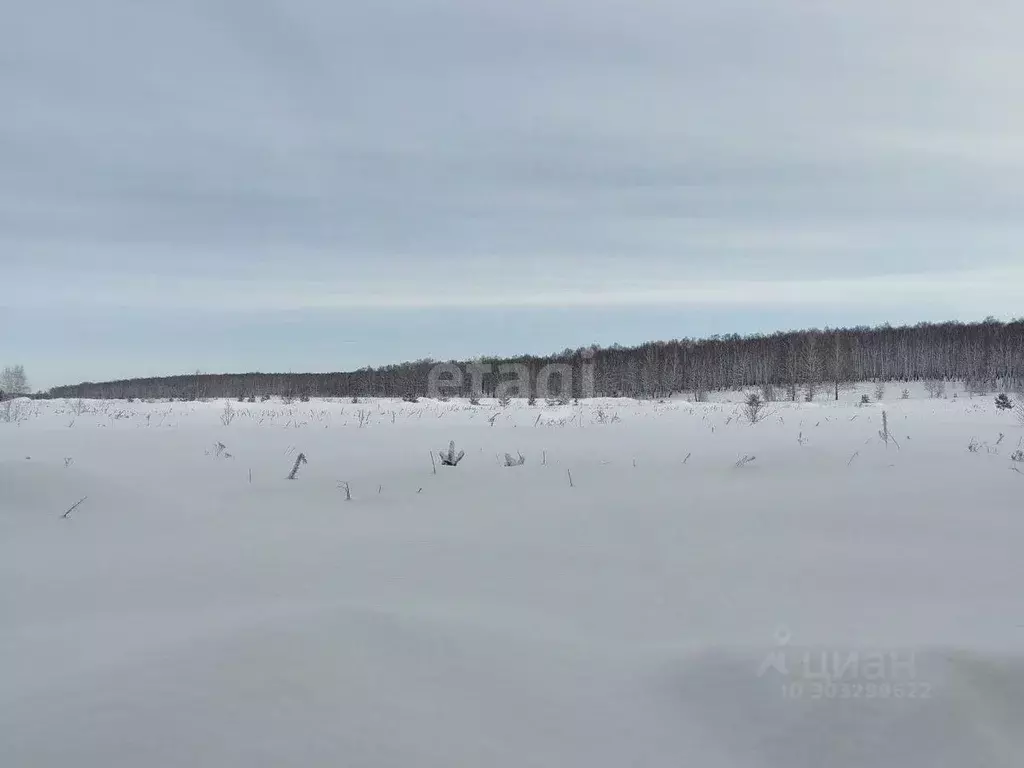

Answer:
[1,365,28,396]
[801,333,821,401]
[831,333,845,401]
[784,337,800,401]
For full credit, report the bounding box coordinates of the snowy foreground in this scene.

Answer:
[2,387,1023,767]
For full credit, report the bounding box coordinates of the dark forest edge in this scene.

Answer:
[37,317,1024,402]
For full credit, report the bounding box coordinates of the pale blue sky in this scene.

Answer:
[3,1,1024,389]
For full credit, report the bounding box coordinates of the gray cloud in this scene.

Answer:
[3,0,1024,305]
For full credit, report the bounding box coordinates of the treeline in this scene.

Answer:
[46,318,1024,401]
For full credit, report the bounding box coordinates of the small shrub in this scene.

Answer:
[966,379,990,397]
[504,452,526,467]
[438,440,465,466]
[874,381,886,401]
[743,393,767,424]
[860,394,871,405]
[497,393,512,408]
[468,396,481,406]
[901,388,911,400]
[402,395,420,403]
[995,394,1013,411]
[207,441,232,459]
[299,393,311,402]
[220,401,236,426]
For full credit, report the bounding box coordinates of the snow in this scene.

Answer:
[2,386,1023,767]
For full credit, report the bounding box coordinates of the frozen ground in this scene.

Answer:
[2,384,1023,767]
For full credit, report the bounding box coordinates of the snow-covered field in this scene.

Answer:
[2,385,1023,767]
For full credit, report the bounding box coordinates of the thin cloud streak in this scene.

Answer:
[7,268,1021,316]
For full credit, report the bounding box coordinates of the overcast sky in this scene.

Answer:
[4,0,1024,389]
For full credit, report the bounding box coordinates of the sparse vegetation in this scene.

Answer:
[207,441,232,459]
[438,441,465,467]
[504,452,526,467]
[286,452,308,479]
[61,496,88,519]
[742,393,769,424]
[877,410,899,450]
[0,399,24,423]
[220,401,236,426]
